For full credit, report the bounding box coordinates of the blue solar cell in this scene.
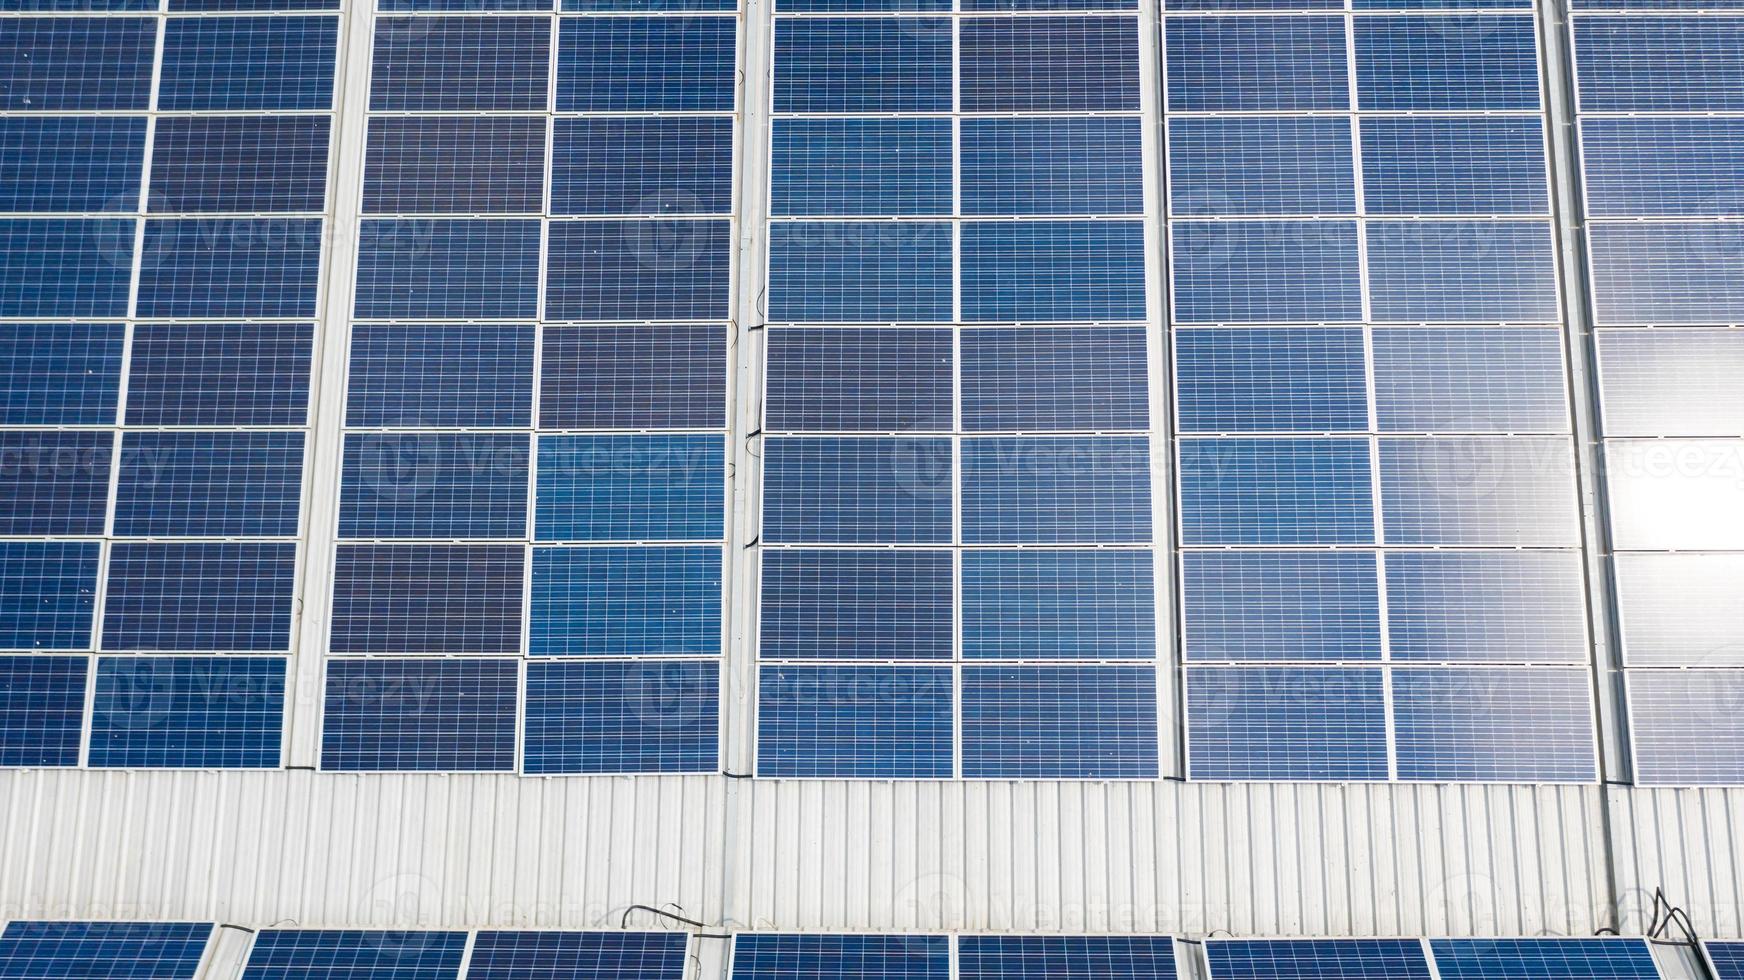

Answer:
[556,17,736,111]
[1206,939,1431,980]
[764,437,952,544]
[1387,551,1587,662]
[88,655,285,768]
[567,0,735,8]
[323,658,517,771]
[1169,117,1354,217]
[768,222,953,323]
[0,430,112,537]
[355,219,541,320]
[1632,670,1744,784]
[1182,551,1381,662]
[115,431,305,538]
[0,656,86,766]
[554,118,734,216]
[958,936,1176,980]
[0,922,212,979]
[127,324,313,427]
[468,932,688,980]
[1362,117,1549,216]
[1429,939,1659,979]
[779,0,947,9]
[961,327,1149,432]
[772,18,952,113]
[772,119,954,217]
[175,0,339,8]
[1710,943,1744,980]
[1373,328,1568,433]
[541,325,726,430]
[1392,666,1595,781]
[1355,16,1540,111]
[159,17,338,111]
[103,543,295,652]
[1178,438,1374,545]
[340,433,529,540]
[1588,222,1744,324]
[0,18,156,110]
[961,436,1152,545]
[546,219,732,321]
[1187,665,1388,781]
[1605,438,1744,551]
[961,221,1147,322]
[1582,118,1744,218]
[962,665,1159,778]
[136,218,324,319]
[766,327,954,432]
[963,550,1155,660]
[152,116,331,213]
[524,659,719,773]
[243,930,468,979]
[1377,437,1579,546]
[531,545,721,656]
[1171,221,1362,323]
[1175,327,1368,433]
[330,545,523,654]
[1597,329,1744,437]
[0,117,144,211]
[0,323,122,426]
[370,17,550,111]
[732,935,950,980]
[758,664,953,777]
[1166,17,1348,111]
[1574,17,1744,112]
[0,219,134,318]
[536,434,724,541]
[0,542,97,652]
[1614,553,1744,666]
[365,117,544,215]
[347,325,534,428]
[1366,221,1559,322]
[960,16,1140,112]
[963,117,1144,217]
[760,549,953,660]
[2,0,155,9]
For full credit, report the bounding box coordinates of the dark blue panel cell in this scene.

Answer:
[542,325,725,430]
[128,324,313,427]
[1378,436,1578,547]
[1366,220,1559,322]
[2,0,154,9]
[151,115,330,213]
[330,544,523,654]
[1582,118,1744,217]
[1387,551,1587,662]
[1171,221,1362,323]
[1574,17,1744,112]
[469,932,688,980]
[0,18,156,110]
[89,656,285,768]
[773,18,951,112]
[1393,666,1595,782]
[768,222,952,323]
[1588,222,1744,324]
[0,542,97,652]
[780,0,946,9]
[0,117,144,212]
[382,0,549,8]
[554,117,733,216]
[365,117,544,215]
[0,323,122,426]
[1355,16,1540,111]
[173,0,340,9]
[0,219,133,318]
[323,658,516,771]
[1166,16,1348,111]
[0,656,85,766]
[1429,939,1659,979]
[103,543,295,652]
[137,218,323,319]
[1363,117,1548,216]
[1374,327,1567,433]
[963,665,1158,778]
[962,327,1148,432]
[1187,665,1388,781]
[959,936,1176,980]
[1632,670,1744,784]
[732,935,949,980]
[524,659,718,774]
[556,17,736,111]
[1175,327,1368,433]
[531,545,721,656]
[546,220,732,321]
[0,922,212,979]
[961,17,1139,111]
[1178,437,1374,545]
[963,117,1142,217]
[1169,117,1354,217]
[340,433,528,540]
[347,325,532,428]
[963,550,1155,661]
[760,549,952,660]
[1716,944,1744,980]
[962,221,1147,322]
[764,437,953,545]
[536,434,724,541]
[243,930,467,979]
[961,436,1151,545]
[115,431,304,538]
[772,119,953,217]
[1206,939,1431,980]
[1182,551,1380,662]
[355,219,541,320]
[1169,0,1340,9]
[567,0,734,8]
[758,664,953,777]
[159,16,338,110]
[766,327,953,432]
[370,16,550,111]
[0,430,111,536]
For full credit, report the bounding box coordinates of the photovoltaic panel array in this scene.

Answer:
[324,0,735,772]
[1166,0,1597,782]
[0,921,213,979]
[758,0,1160,779]
[1205,939,1660,980]
[0,0,334,768]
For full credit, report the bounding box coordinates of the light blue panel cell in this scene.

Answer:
[1366,221,1559,322]
[1179,438,1374,546]
[1588,222,1744,325]
[536,434,724,542]
[1169,117,1355,216]
[1583,118,1744,217]
[758,664,954,777]
[1373,327,1568,432]
[1387,551,1588,662]
[1355,16,1540,111]
[1362,117,1548,216]
[1182,551,1381,662]
[1574,17,1744,112]
[961,436,1151,545]
[962,665,1159,779]
[1175,327,1368,433]
[1172,221,1362,323]
[962,550,1155,660]
[1187,666,1388,781]
[762,437,952,545]
[1392,666,1595,782]
[1378,437,1578,547]
[961,221,1146,322]
[530,546,721,656]
[772,119,953,217]
[1166,16,1349,111]
[768,222,953,323]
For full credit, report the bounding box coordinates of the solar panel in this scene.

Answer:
[553,118,734,215]
[960,221,1146,321]
[1165,17,1349,111]
[1354,16,1541,111]
[541,326,726,430]
[1587,223,1744,325]
[1711,944,1744,980]
[767,221,954,322]
[1178,437,1375,546]
[960,437,1151,545]
[322,658,518,771]
[104,543,295,652]
[89,656,285,768]
[1597,330,1744,437]
[136,218,323,319]
[959,17,1140,112]
[761,549,953,660]
[127,324,313,427]
[0,656,87,767]
[1392,667,1596,781]
[364,117,545,215]
[762,437,953,545]
[963,118,1143,217]
[962,665,1159,778]
[369,17,550,111]
[339,433,529,540]
[158,16,337,111]
[347,326,534,429]
[1372,328,1567,433]
[958,936,1177,979]
[1169,117,1356,217]
[1427,939,1659,979]
[1170,221,1363,323]
[1206,938,1431,979]
[467,932,688,980]
[1361,118,1548,216]
[1573,17,1744,112]
[961,327,1149,431]
[150,116,330,213]
[115,431,304,539]
[1579,118,1744,217]
[242,930,466,979]
[766,328,954,432]
[531,546,722,657]
[555,17,736,111]
[962,550,1155,660]
[0,921,212,979]
[1386,551,1587,662]
[0,219,135,318]
[758,664,954,777]
[0,18,157,110]
[330,545,524,654]
[1183,551,1381,662]
[1614,553,1744,667]
[732,935,950,980]
[1175,328,1368,433]
[523,659,719,773]
[0,324,123,426]
[355,219,541,320]
[1365,221,1559,323]
[1187,666,1389,781]
[0,117,145,212]
[772,19,952,113]
[1604,439,1744,551]
[545,219,732,321]
[1376,437,1579,547]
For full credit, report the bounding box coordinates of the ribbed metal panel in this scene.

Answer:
[1610,787,1744,939]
